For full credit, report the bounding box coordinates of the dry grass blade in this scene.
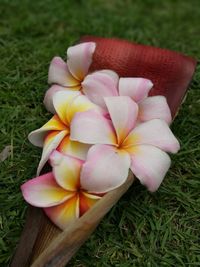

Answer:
[0,145,12,162]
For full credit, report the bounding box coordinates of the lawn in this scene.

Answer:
[0,0,200,266]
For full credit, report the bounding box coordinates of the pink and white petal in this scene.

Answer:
[119,78,153,102]
[48,56,79,86]
[67,42,96,81]
[28,115,67,147]
[44,85,81,114]
[99,70,119,85]
[80,144,131,193]
[50,150,83,191]
[138,96,172,124]
[129,145,171,192]
[44,85,67,114]
[123,119,180,153]
[71,110,117,145]
[21,172,73,207]
[53,90,81,125]
[44,195,79,230]
[67,95,101,124]
[82,70,119,109]
[37,130,68,175]
[105,96,138,145]
[57,135,90,160]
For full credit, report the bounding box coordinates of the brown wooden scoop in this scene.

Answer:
[10,36,196,267]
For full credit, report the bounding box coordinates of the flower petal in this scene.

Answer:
[44,85,81,114]
[138,96,172,124]
[53,90,80,125]
[37,130,68,175]
[48,56,79,86]
[28,115,67,147]
[119,78,153,102]
[71,110,117,145]
[100,69,119,85]
[123,119,180,153]
[79,191,101,216]
[21,172,73,207]
[44,195,79,230]
[67,94,101,124]
[82,70,119,109]
[57,135,90,160]
[67,42,96,81]
[50,150,83,191]
[80,144,131,193]
[129,145,171,192]
[105,96,138,145]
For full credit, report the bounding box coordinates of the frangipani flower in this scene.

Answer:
[21,151,102,230]
[29,90,99,175]
[44,42,119,113]
[71,96,180,193]
[82,76,172,124]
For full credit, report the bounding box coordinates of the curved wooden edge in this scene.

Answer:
[31,172,134,267]
[10,207,44,267]
[30,213,61,264]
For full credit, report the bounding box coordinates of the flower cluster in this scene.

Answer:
[21,42,180,230]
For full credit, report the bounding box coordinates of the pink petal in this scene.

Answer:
[100,69,119,85]
[105,96,138,145]
[21,172,73,207]
[28,115,67,147]
[37,130,68,175]
[57,135,90,160]
[67,42,96,81]
[119,78,153,102]
[52,90,80,125]
[80,144,131,193]
[50,150,83,191]
[82,70,119,109]
[138,96,172,124]
[129,145,171,192]
[48,56,79,86]
[71,110,117,145]
[123,119,180,153]
[44,195,79,230]
[44,85,81,114]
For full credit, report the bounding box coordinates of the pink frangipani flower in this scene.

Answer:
[83,76,172,124]
[29,90,100,175]
[44,42,118,113]
[70,96,180,193]
[21,151,103,230]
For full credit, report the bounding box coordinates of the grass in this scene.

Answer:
[0,0,200,266]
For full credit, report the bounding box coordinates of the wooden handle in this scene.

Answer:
[30,172,134,267]
[10,207,45,267]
